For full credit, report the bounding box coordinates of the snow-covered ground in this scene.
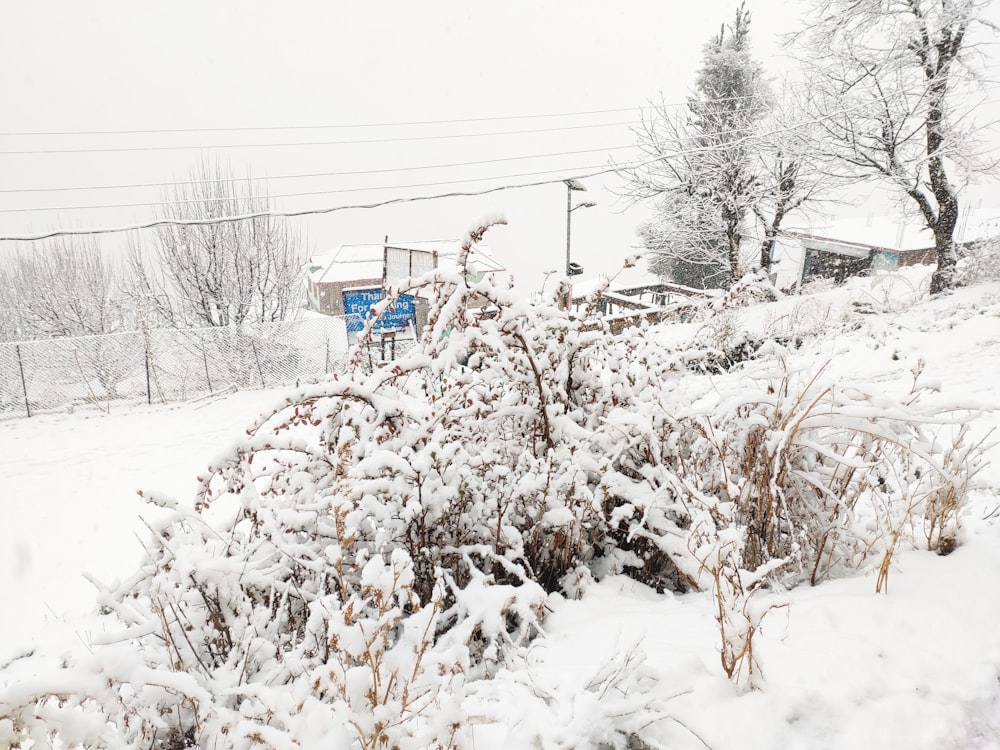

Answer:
[3,266,1000,748]
[0,390,287,651]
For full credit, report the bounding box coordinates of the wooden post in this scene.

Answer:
[145,351,152,405]
[251,341,266,387]
[15,344,31,418]
[201,339,214,392]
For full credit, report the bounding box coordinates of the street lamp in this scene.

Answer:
[564,179,596,278]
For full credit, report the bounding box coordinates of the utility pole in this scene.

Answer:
[563,178,595,309]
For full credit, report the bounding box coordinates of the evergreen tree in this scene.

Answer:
[622,3,815,288]
[687,3,768,285]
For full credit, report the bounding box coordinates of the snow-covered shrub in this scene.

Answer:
[921,423,991,553]
[687,271,784,372]
[956,235,1000,286]
[650,345,987,683]
[860,269,927,313]
[762,296,834,344]
[0,218,700,747]
[695,530,787,691]
[697,270,781,316]
[100,505,486,748]
[2,218,991,739]
[462,639,665,749]
[671,347,987,587]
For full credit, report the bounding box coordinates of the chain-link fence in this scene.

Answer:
[0,316,415,419]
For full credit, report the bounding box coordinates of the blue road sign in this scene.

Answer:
[343,288,416,333]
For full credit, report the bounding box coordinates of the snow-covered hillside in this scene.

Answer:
[2,265,999,749]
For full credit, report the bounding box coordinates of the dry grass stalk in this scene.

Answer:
[692,529,788,691]
[923,424,993,553]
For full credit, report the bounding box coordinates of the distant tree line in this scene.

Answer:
[0,158,304,343]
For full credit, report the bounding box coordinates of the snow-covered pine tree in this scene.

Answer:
[622,3,819,288]
[685,3,768,286]
[624,4,768,288]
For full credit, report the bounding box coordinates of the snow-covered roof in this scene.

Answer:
[569,264,661,298]
[306,240,503,286]
[781,206,1000,253]
[784,230,932,258]
[306,244,384,285]
[783,218,933,252]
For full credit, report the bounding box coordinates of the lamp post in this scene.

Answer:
[564,178,596,278]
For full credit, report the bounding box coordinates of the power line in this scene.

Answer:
[0,144,641,195]
[0,106,651,137]
[0,95,784,138]
[5,105,817,211]
[6,78,996,151]
[0,161,639,214]
[0,103,865,220]
[0,120,641,156]
[0,113,805,212]
[1,100,969,242]
[0,169,624,243]
[0,109,820,240]
[0,104,833,199]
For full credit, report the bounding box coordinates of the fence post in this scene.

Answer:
[251,341,266,387]
[140,326,165,406]
[325,339,330,373]
[15,344,31,418]
[145,351,152,406]
[201,337,214,393]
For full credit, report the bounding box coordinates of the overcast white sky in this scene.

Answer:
[1,0,996,290]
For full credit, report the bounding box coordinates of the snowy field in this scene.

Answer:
[3,267,1000,748]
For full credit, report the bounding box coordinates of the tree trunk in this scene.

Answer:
[724,207,742,287]
[760,234,774,272]
[923,37,962,295]
[929,202,959,294]
[925,111,960,294]
[727,238,740,287]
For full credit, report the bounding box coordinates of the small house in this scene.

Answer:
[787,231,935,285]
[305,239,506,333]
[306,244,384,316]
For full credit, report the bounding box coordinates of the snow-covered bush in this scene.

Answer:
[956,235,1000,286]
[462,639,665,748]
[669,347,986,586]
[860,269,927,313]
[1,218,991,746]
[0,219,693,747]
[652,341,988,688]
[697,531,788,690]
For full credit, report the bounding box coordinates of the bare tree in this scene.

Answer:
[2,237,123,340]
[0,238,128,399]
[129,158,304,327]
[796,0,996,294]
[621,4,818,288]
[0,264,26,342]
[751,123,822,274]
